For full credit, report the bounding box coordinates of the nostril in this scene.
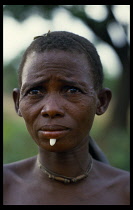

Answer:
[41,109,64,118]
[41,109,48,117]
[43,113,49,118]
[55,113,62,117]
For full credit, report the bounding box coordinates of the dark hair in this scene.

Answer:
[18,31,104,90]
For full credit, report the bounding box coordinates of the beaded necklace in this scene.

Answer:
[37,156,93,184]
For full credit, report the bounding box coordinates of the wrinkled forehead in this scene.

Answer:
[21,50,93,86]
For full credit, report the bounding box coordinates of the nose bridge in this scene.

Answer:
[41,93,64,118]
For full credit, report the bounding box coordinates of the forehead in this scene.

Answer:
[22,50,93,86]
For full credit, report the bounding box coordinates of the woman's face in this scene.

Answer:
[18,50,99,152]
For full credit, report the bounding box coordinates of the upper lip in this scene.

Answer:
[39,125,70,131]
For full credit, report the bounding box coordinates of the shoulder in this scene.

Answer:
[93,159,130,204]
[3,156,37,184]
[94,159,130,186]
[3,157,37,205]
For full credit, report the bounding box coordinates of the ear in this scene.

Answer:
[96,88,112,115]
[13,88,22,117]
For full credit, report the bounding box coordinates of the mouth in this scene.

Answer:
[38,125,71,139]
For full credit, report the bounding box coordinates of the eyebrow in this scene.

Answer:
[58,79,88,88]
[21,78,88,93]
[21,79,49,93]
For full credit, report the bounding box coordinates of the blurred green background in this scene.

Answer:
[3,5,130,171]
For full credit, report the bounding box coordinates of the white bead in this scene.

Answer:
[50,139,56,146]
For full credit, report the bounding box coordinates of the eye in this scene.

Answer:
[27,86,44,96]
[64,86,82,94]
[29,89,41,95]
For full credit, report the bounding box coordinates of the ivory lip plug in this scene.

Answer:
[50,139,56,146]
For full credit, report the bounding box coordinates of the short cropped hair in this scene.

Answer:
[18,31,104,90]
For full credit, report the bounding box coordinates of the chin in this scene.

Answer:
[36,139,78,153]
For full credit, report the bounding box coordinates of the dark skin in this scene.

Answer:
[3,50,130,205]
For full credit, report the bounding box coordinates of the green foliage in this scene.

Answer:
[91,124,130,171]
[105,129,130,171]
[3,95,38,163]
[4,51,24,92]
[4,5,60,21]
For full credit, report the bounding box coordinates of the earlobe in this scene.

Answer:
[96,88,112,115]
[13,88,22,117]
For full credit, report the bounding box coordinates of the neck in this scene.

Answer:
[37,136,90,178]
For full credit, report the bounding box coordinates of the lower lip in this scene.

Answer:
[38,129,70,139]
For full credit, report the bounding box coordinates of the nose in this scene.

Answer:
[41,94,65,119]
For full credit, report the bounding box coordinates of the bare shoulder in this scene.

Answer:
[3,156,37,184]
[93,159,130,204]
[94,159,130,185]
[3,156,37,205]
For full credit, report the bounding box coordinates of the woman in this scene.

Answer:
[3,31,130,205]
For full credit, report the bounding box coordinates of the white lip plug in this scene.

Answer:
[50,139,56,146]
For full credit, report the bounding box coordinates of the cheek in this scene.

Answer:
[79,105,96,130]
[20,98,39,117]
[68,98,97,133]
[19,101,39,133]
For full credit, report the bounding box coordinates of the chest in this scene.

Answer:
[3,178,128,205]
[4,181,90,205]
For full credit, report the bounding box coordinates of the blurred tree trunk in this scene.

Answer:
[110,52,130,129]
